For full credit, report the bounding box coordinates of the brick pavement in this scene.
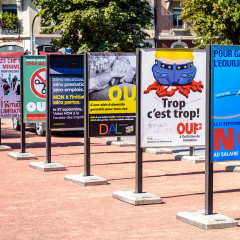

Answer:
[0,119,240,239]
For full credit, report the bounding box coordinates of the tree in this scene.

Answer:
[180,0,240,48]
[0,12,19,29]
[30,0,153,53]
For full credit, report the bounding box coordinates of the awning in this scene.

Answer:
[0,52,26,58]
[39,52,62,56]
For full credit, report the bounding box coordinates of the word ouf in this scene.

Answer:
[99,123,122,135]
[26,102,46,112]
[177,123,202,135]
[214,128,240,150]
[108,86,136,101]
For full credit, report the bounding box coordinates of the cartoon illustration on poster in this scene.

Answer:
[211,45,240,162]
[22,56,46,123]
[0,58,20,118]
[88,52,136,137]
[140,49,206,148]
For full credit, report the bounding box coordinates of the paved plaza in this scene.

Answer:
[0,119,240,239]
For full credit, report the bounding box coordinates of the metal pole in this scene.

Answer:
[45,54,51,163]
[205,44,213,215]
[31,15,37,55]
[84,52,90,176]
[20,55,25,153]
[117,137,121,142]
[190,147,194,156]
[154,1,158,48]
[135,48,143,193]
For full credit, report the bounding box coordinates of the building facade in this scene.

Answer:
[0,0,61,55]
[144,0,157,48]
[156,0,198,49]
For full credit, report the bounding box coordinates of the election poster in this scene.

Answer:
[49,55,84,129]
[88,52,136,137]
[0,58,20,118]
[22,56,46,123]
[140,49,206,148]
[211,45,240,162]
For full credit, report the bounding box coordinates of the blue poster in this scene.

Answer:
[211,45,240,161]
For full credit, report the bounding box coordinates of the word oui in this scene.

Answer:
[108,86,136,101]
[27,102,46,112]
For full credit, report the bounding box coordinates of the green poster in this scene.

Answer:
[22,56,46,123]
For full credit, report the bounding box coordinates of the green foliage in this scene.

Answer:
[30,0,153,53]
[180,0,240,48]
[0,12,19,29]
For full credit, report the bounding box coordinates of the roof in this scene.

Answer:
[0,52,26,58]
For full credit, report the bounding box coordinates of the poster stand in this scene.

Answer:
[0,119,12,151]
[175,146,205,163]
[145,147,172,154]
[106,135,136,147]
[112,49,162,205]
[176,45,237,229]
[8,56,35,160]
[64,52,107,186]
[29,54,65,171]
[110,135,136,147]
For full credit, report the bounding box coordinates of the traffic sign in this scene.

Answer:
[30,68,46,99]
[65,47,71,54]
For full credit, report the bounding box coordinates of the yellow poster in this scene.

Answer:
[88,53,136,137]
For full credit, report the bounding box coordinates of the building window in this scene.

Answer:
[173,9,184,29]
[0,45,24,52]
[2,4,17,15]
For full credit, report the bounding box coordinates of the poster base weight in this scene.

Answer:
[176,210,237,230]
[8,152,36,160]
[145,148,172,154]
[112,190,162,206]
[110,141,135,147]
[64,174,108,186]
[0,145,12,151]
[175,155,205,163]
[225,165,240,173]
[29,162,65,172]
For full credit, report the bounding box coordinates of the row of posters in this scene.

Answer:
[22,55,85,130]
[3,48,238,163]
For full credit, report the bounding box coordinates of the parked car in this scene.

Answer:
[12,118,83,136]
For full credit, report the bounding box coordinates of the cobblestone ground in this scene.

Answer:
[0,119,240,239]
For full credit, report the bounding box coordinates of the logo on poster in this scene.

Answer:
[30,68,46,99]
[177,122,202,135]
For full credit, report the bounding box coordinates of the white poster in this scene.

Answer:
[140,49,206,148]
[0,58,20,118]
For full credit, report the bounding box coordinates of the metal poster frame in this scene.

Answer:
[20,55,26,153]
[84,52,90,176]
[205,44,213,214]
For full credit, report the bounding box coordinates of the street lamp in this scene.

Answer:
[31,14,38,55]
